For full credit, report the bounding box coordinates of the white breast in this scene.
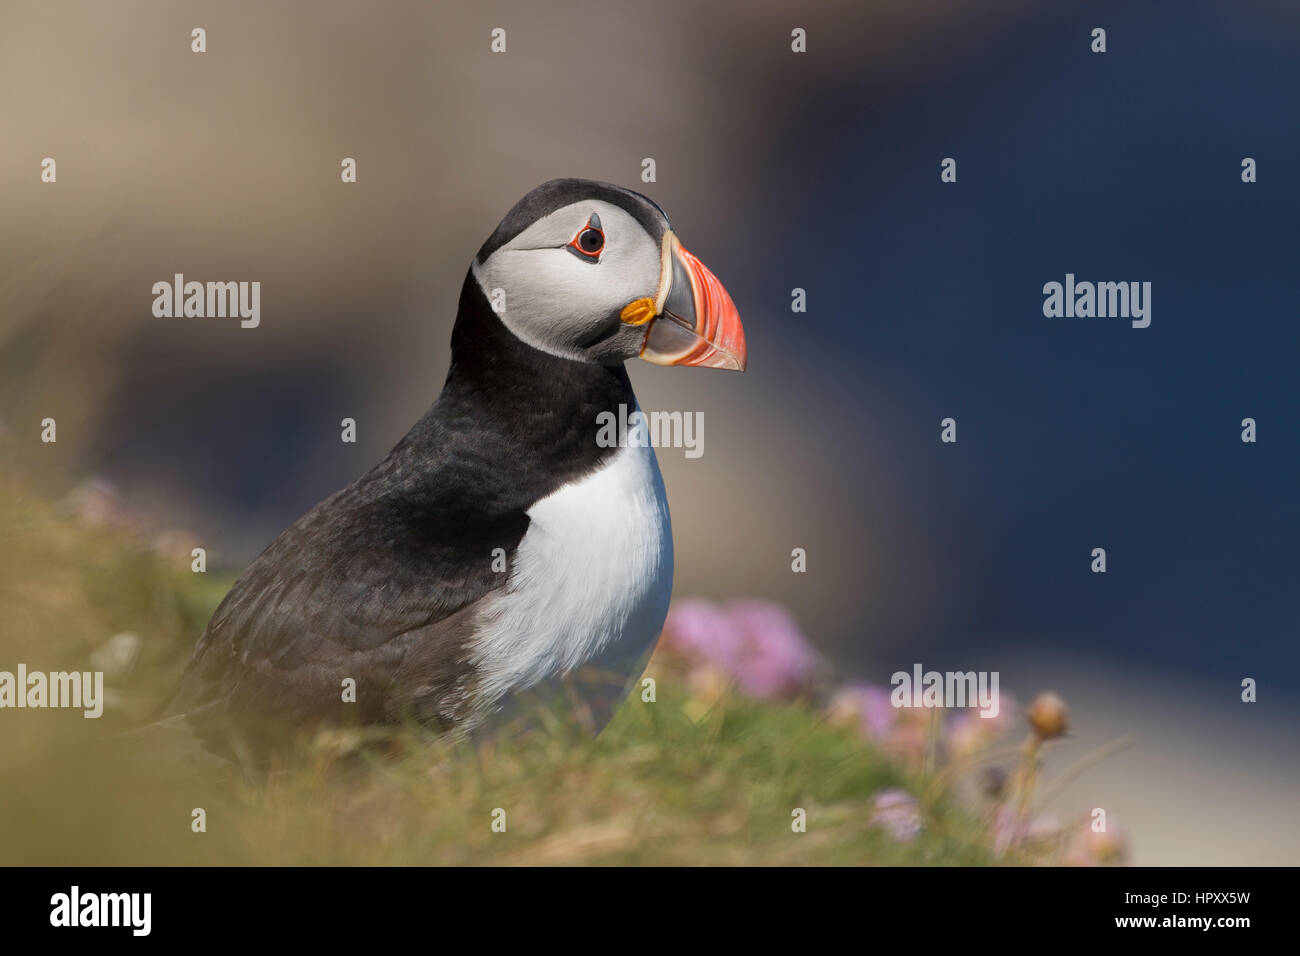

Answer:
[469,439,674,720]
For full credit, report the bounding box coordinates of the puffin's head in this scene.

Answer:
[470,178,746,371]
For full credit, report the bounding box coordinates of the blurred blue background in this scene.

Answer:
[757,0,1300,683]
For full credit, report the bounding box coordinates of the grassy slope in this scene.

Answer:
[0,473,1014,866]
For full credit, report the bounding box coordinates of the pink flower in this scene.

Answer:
[1065,821,1128,866]
[828,684,897,740]
[940,692,1018,760]
[978,692,1018,736]
[992,806,1061,855]
[662,600,817,699]
[60,478,132,529]
[870,789,923,842]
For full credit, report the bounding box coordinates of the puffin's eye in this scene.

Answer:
[565,215,605,262]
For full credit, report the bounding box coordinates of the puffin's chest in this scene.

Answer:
[469,441,674,706]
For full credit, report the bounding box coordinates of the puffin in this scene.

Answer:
[162,178,746,761]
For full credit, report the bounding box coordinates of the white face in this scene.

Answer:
[471,199,665,364]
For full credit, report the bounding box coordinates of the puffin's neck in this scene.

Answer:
[391,273,636,499]
[443,271,636,422]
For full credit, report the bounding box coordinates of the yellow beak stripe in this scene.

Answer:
[619,297,657,326]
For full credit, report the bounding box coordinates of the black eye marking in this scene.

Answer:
[565,214,605,263]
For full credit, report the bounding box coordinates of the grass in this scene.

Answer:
[0,469,1035,866]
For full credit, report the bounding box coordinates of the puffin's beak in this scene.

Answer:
[626,231,747,371]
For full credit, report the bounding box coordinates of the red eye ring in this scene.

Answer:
[567,220,605,260]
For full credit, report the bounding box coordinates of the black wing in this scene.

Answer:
[164,453,529,759]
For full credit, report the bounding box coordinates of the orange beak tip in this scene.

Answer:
[641,240,747,371]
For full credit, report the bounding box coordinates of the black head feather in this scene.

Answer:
[475,178,669,263]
